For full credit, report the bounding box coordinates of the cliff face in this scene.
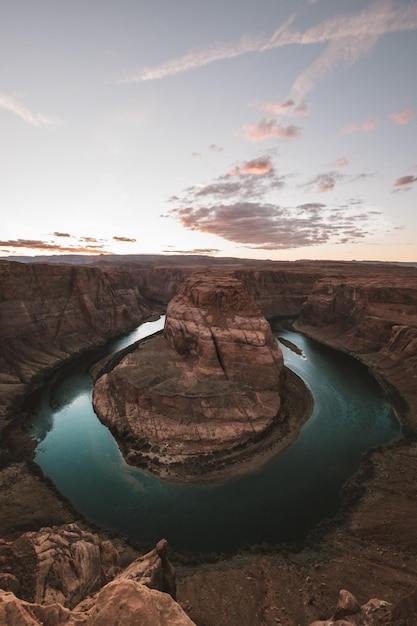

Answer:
[92,273,284,479]
[0,260,153,424]
[3,258,417,625]
[295,275,417,427]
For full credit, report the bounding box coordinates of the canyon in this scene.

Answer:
[1,256,417,624]
[91,272,292,481]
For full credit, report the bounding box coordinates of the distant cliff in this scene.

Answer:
[295,275,417,429]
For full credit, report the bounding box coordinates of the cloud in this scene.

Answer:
[113,236,137,243]
[167,200,384,250]
[180,157,285,202]
[391,108,415,125]
[52,232,71,238]
[342,119,377,134]
[80,236,104,243]
[0,239,107,254]
[229,157,274,176]
[263,98,310,117]
[162,247,220,255]
[243,118,302,141]
[333,157,349,168]
[305,171,343,193]
[192,152,201,158]
[393,174,417,191]
[264,99,295,115]
[116,13,297,83]
[209,144,223,152]
[118,1,417,104]
[0,92,60,127]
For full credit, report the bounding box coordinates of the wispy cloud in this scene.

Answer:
[118,0,417,103]
[113,236,137,242]
[0,92,60,127]
[117,13,297,83]
[243,118,302,141]
[333,157,349,168]
[393,174,417,191]
[0,239,108,254]
[305,171,343,193]
[391,108,415,125]
[264,99,295,115]
[263,98,310,117]
[177,156,285,203]
[162,247,220,255]
[341,119,377,134]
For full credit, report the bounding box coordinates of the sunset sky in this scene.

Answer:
[1,0,417,262]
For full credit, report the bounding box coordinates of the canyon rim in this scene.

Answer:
[1,257,417,625]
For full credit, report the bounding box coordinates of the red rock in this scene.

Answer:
[93,273,284,478]
[87,579,195,626]
[0,523,119,608]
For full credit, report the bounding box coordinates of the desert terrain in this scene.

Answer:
[1,256,417,625]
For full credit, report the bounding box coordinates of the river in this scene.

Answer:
[27,317,400,555]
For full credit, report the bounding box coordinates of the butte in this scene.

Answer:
[92,272,311,481]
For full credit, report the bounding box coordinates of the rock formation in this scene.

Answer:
[0,260,153,425]
[295,276,417,426]
[306,587,417,625]
[0,524,195,625]
[2,257,417,625]
[92,273,285,479]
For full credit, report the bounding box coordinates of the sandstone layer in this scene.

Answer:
[295,275,417,429]
[0,260,153,426]
[92,273,286,479]
[2,257,417,625]
[0,524,195,625]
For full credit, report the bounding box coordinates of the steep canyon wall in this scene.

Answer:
[295,275,417,428]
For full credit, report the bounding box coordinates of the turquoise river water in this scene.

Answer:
[27,317,400,555]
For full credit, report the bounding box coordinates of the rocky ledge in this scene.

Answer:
[92,273,308,481]
[0,523,195,625]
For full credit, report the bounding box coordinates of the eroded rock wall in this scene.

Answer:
[92,273,284,475]
[0,260,152,424]
[295,275,417,427]
[0,525,195,626]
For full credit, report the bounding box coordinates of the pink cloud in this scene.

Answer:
[333,157,349,168]
[342,119,377,134]
[229,158,274,176]
[264,99,295,115]
[243,118,302,141]
[391,108,415,125]
[393,174,417,189]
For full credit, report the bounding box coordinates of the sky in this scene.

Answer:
[1,0,417,262]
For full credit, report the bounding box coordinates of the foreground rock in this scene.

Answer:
[93,273,285,480]
[306,587,417,625]
[0,524,196,625]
